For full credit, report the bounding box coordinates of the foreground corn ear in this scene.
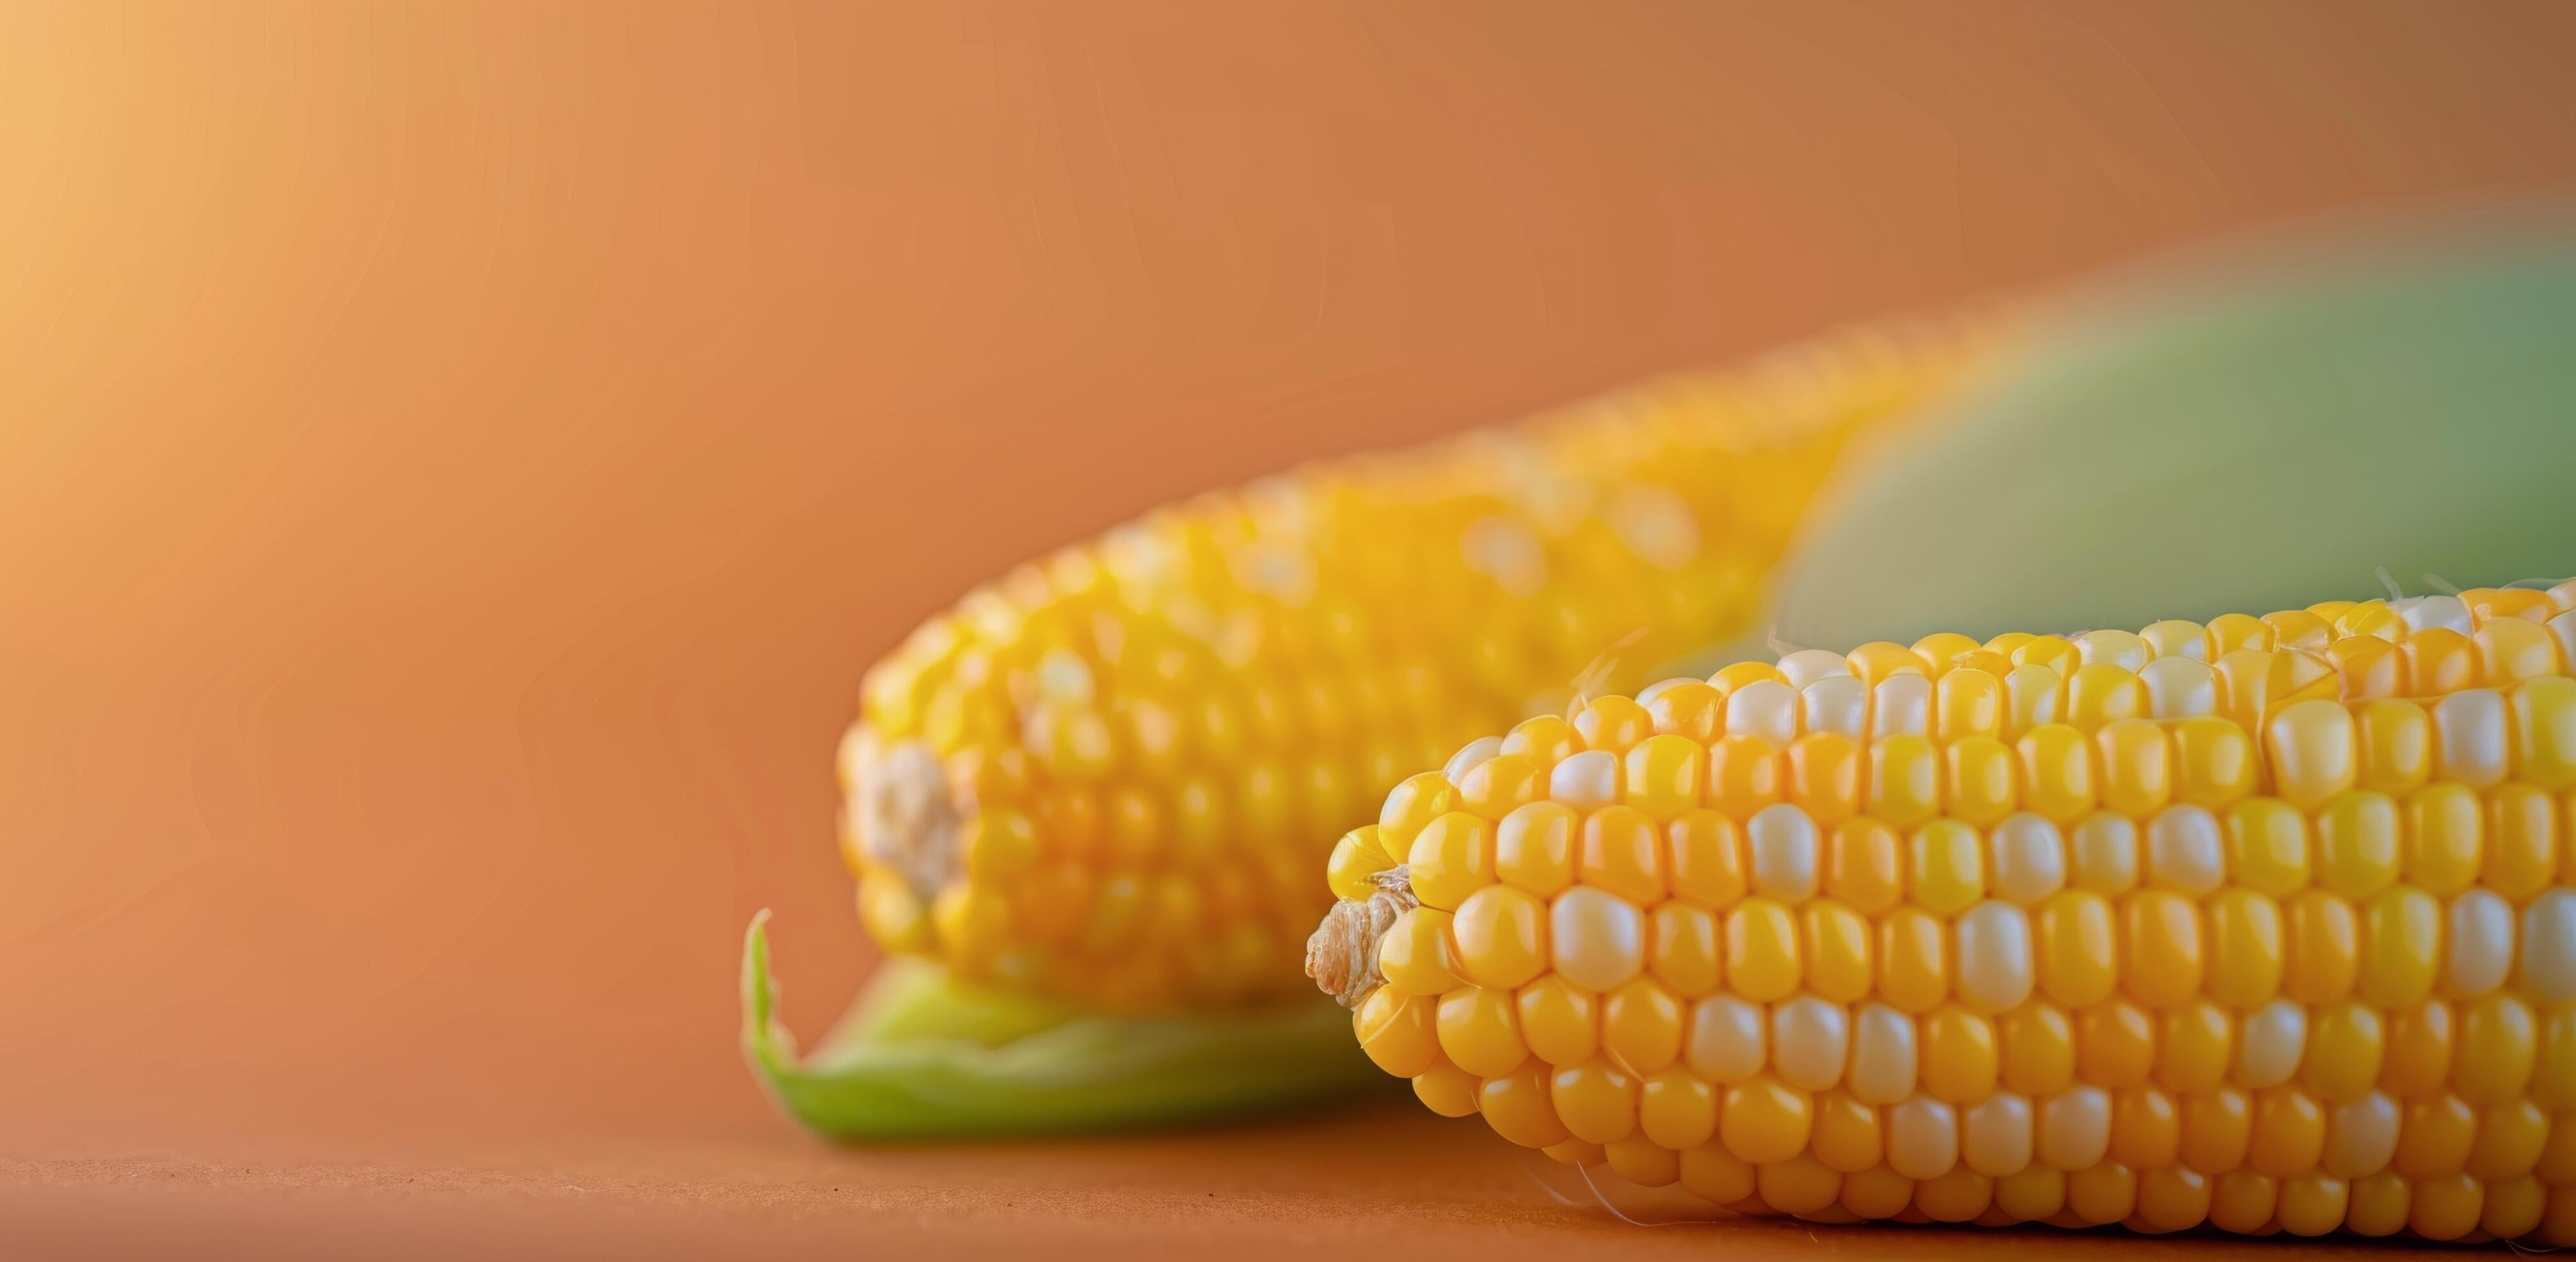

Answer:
[843,314,2003,1011]
[1311,584,2576,1242]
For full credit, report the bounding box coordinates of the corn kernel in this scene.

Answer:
[1450,884,1548,989]
[1436,986,1527,1077]
[1724,898,1802,1003]
[1721,1075,1814,1165]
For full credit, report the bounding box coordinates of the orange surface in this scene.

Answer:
[3,1,2572,1256]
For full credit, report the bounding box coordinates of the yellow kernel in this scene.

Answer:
[2111,1084,2180,1165]
[2036,890,2118,1008]
[2392,1093,2478,1182]
[2120,889,2203,1007]
[2355,698,2433,793]
[1921,1005,1999,1103]
[1907,818,1986,916]
[2488,783,2559,903]
[1645,681,1727,741]
[1868,734,1943,829]
[1410,1059,1480,1117]
[1812,1090,1884,1173]
[1665,809,1747,908]
[1604,1135,1680,1187]
[1578,805,1665,904]
[1825,817,1905,914]
[1825,641,1910,688]
[2483,1174,2548,1239]
[1802,901,1875,1003]
[1708,660,1787,696]
[2205,613,2274,655]
[1356,986,1442,1077]
[1996,1165,2067,1222]
[1876,906,1950,1013]
[1379,907,1465,995]
[1450,884,1549,989]
[1936,668,2007,742]
[1493,800,1579,896]
[2405,626,2482,695]
[1945,737,2021,827]
[2471,1098,2550,1182]
[2017,724,2098,824]
[2095,718,2172,818]
[2248,1088,2326,1180]
[2357,885,2440,1008]
[2410,1171,2485,1241]
[2404,782,2484,896]
[1647,901,1722,997]
[2385,999,2456,1099]
[1552,1059,1641,1144]
[1639,1068,1719,1149]
[1435,986,1528,1078]
[1623,734,1707,821]
[2015,635,2079,676]
[2067,1159,2140,1224]
[1999,1002,2075,1097]
[1914,632,1985,674]
[2456,995,2538,1106]
[2084,1001,2158,1092]
[1407,811,1495,911]
[1378,771,1459,852]
[2205,889,2284,1007]
[2266,609,2335,652]
[2157,999,2234,1095]
[1784,731,1863,823]
[1327,825,1397,901]
[1501,714,1581,768]
[1720,1075,1814,1165]
[1574,695,1655,755]
[1477,1063,1568,1147]
[1917,1166,1995,1222]
[1724,898,1802,1003]
[1457,751,1544,820]
[2514,676,2576,791]
[2316,791,2401,898]
[1516,974,1598,1066]
[1678,1138,1756,1204]
[2223,798,2310,896]
[2179,1088,2252,1174]
[2170,715,2255,808]
[2304,1001,2385,1104]
[1706,734,1782,819]
[1603,977,1686,1075]
[2066,663,2148,731]
[2282,890,2360,1005]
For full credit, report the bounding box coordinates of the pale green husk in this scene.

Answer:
[742,913,1386,1140]
[1756,216,2576,652]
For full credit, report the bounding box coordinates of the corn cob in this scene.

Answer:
[843,316,2001,1011]
[1309,583,2576,1243]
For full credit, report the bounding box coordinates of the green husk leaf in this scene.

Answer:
[742,912,1388,1140]
[1759,215,2576,652]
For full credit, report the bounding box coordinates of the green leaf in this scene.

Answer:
[742,912,1392,1140]
[1759,218,2576,652]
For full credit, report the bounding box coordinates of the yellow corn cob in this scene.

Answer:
[1309,583,2576,1243]
[843,315,2002,1011]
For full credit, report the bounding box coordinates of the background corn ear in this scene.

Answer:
[842,314,2003,1011]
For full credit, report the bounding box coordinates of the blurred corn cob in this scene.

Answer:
[1311,583,2576,1242]
[843,316,2004,1011]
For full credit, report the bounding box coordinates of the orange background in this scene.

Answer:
[5,2,2575,1256]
